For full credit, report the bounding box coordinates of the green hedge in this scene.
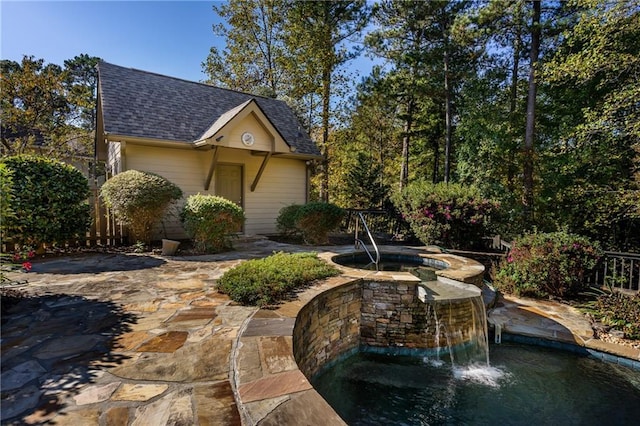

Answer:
[180,194,245,253]
[493,231,602,298]
[393,180,500,250]
[276,202,345,244]
[100,170,183,244]
[216,252,340,306]
[1,155,90,246]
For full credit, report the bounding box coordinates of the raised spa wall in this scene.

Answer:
[297,249,486,377]
[232,247,485,425]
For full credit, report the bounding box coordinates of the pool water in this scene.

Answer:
[312,343,640,425]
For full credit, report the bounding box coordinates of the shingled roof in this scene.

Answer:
[97,61,320,156]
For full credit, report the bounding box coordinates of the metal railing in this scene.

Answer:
[354,212,380,271]
[342,209,412,238]
[586,251,640,294]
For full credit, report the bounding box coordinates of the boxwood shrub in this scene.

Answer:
[180,194,245,253]
[216,251,340,306]
[276,202,345,244]
[493,231,602,298]
[1,155,90,246]
[100,170,183,244]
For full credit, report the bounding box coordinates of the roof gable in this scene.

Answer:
[96,61,319,156]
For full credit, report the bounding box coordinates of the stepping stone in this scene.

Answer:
[1,385,41,421]
[33,335,102,360]
[259,336,297,374]
[111,383,168,401]
[136,331,188,352]
[73,382,121,405]
[238,370,312,403]
[130,389,194,425]
[194,382,241,426]
[0,360,46,391]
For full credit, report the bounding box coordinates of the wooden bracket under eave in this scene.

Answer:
[251,152,272,192]
[204,146,219,191]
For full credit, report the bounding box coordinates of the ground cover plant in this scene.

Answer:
[593,291,640,340]
[216,251,340,306]
[100,170,182,244]
[180,194,245,253]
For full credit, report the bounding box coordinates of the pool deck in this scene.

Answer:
[2,240,639,425]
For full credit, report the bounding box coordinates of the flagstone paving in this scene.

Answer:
[1,238,303,425]
[2,238,639,425]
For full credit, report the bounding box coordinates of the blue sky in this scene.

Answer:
[3,1,239,82]
[1,0,377,84]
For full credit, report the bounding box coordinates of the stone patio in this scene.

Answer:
[1,239,638,425]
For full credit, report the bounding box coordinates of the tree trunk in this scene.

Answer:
[400,99,414,191]
[320,65,331,202]
[508,31,521,192]
[443,48,452,183]
[523,0,541,227]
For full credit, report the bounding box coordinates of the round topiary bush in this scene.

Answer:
[180,194,245,253]
[393,180,500,250]
[493,231,603,298]
[1,155,90,247]
[100,170,183,244]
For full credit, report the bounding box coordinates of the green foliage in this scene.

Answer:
[0,163,16,241]
[277,202,345,244]
[1,155,90,246]
[216,252,340,306]
[594,292,640,340]
[276,204,304,237]
[100,170,183,244]
[493,231,602,298]
[1,54,100,158]
[393,180,500,249]
[202,0,288,97]
[180,194,245,253]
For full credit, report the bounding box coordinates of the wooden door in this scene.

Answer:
[216,164,243,232]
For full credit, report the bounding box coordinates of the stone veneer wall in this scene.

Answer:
[293,280,362,378]
[294,278,483,379]
[361,280,483,350]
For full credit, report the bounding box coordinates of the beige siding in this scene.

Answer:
[123,144,307,239]
[107,141,122,175]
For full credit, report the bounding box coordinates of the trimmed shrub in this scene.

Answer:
[276,202,344,244]
[493,231,602,298]
[1,155,90,246]
[100,170,182,243]
[393,180,500,249]
[180,194,245,253]
[0,163,15,242]
[216,252,340,306]
[276,204,304,237]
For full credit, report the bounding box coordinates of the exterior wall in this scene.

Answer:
[107,141,122,176]
[293,280,362,378]
[360,280,482,350]
[293,275,485,379]
[121,143,307,239]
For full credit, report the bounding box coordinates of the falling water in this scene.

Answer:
[419,281,504,385]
